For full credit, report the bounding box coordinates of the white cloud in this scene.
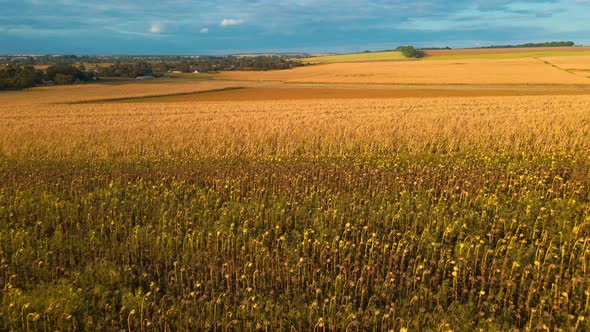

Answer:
[200,27,209,33]
[149,22,162,33]
[220,18,243,27]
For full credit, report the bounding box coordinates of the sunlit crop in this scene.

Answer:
[219,58,590,85]
[0,94,589,330]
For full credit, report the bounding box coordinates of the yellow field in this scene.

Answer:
[540,55,590,71]
[421,47,590,60]
[299,47,590,63]
[2,95,589,159]
[302,51,407,63]
[108,87,590,103]
[422,46,590,57]
[220,58,590,84]
[0,81,239,105]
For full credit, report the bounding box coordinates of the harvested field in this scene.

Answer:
[112,86,590,103]
[220,58,590,84]
[0,81,240,105]
[572,71,590,78]
[540,55,590,70]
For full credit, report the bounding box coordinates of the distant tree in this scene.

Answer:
[132,61,152,77]
[396,46,423,58]
[173,62,191,73]
[152,62,169,74]
[46,64,88,82]
[0,65,42,90]
[54,73,75,85]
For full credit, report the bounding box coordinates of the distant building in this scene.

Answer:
[136,75,155,80]
[194,69,209,74]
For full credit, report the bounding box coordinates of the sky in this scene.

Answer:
[0,0,589,55]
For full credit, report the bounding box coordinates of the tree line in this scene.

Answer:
[473,41,576,49]
[0,64,95,90]
[96,57,303,78]
[1,54,310,66]
[384,42,575,57]
[0,57,305,90]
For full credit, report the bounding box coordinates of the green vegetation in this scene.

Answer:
[45,64,94,83]
[96,57,303,78]
[96,61,157,78]
[395,46,422,58]
[0,64,94,90]
[0,66,43,90]
[0,57,303,90]
[0,54,310,67]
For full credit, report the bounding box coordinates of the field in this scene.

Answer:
[421,47,590,60]
[299,47,590,63]
[1,56,590,331]
[302,51,407,64]
[0,81,239,105]
[105,87,590,103]
[540,55,590,70]
[221,57,590,85]
[538,56,590,78]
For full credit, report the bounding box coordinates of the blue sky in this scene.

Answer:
[1,0,589,55]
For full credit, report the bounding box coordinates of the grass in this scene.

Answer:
[0,95,589,330]
[301,51,408,63]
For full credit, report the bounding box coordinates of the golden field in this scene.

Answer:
[535,55,590,70]
[1,56,590,331]
[219,58,590,85]
[422,46,590,57]
[297,47,590,63]
[1,96,590,159]
[0,81,239,105]
[109,87,590,103]
[539,55,590,77]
